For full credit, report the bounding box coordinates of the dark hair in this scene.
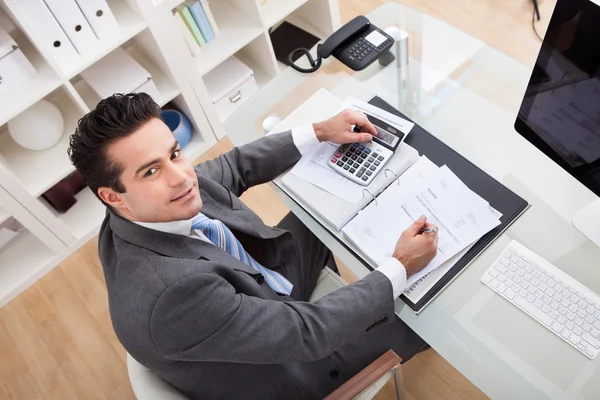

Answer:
[68,93,161,209]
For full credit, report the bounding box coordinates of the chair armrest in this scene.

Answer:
[324,350,402,400]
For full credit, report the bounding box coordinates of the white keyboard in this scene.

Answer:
[482,240,600,359]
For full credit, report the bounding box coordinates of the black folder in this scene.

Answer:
[369,96,530,312]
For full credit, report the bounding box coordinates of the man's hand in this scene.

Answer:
[313,109,378,144]
[392,216,438,277]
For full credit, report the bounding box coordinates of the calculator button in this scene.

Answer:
[357,167,366,177]
[366,170,372,176]
[374,160,380,166]
[343,165,350,170]
[350,168,356,174]
[336,161,344,167]
[357,158,364,164]
[377,155,384,161]
[368,157,375,163]
[330,158,337,163]
[365,162,371,168]
[351,155,357,160]
[358,145,365,150]
[365,148,371,153]
[352,143,359,147]
[335,152,341,158]
[359,153,366,159]
[369,166,376,171]
[353,162,360,168]
[361,176,368,181]
[342,156,348,162]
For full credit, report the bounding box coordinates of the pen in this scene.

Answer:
[419,227,437,234]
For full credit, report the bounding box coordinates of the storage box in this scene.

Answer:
[80,47,160,102]
[204,56,258,122]
[0,27,37,97]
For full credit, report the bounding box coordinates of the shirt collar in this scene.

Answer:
[133,217,194,237]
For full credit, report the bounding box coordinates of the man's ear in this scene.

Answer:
[98,187,125,209]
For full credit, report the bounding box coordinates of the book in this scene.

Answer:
[200,0,219,36]
[173,11,201,57]
[177,6,205,46]
[189,0,215,43]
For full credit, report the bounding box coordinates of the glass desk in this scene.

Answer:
[225,3,600,399]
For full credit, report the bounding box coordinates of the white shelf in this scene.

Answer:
[74,46,181,109]
[57,187,105,241]
[260,0,308,28]
[195,0,264,76]
[0,230,58,308]
[62,0,148,79]
[0,30,63,127]
[0,89,82,197]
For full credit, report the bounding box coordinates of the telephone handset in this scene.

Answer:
[289,16,394,73]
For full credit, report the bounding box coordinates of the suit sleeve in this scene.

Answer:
[194,131,301,197]
[149,269,397,364]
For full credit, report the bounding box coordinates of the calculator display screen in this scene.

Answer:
[373,125,400,147]
[365,113,405,151]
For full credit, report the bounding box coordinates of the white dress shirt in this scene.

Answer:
[134,126,408,298]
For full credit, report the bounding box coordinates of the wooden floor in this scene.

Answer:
[0,1,556,399]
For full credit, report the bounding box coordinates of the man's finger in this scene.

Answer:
[405,215,427,236]
[346,131,373,143]
[349,111,378,136]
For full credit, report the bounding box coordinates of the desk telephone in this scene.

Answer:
[289,16,394,73]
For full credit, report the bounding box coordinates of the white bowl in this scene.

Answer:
[8,99,64,151]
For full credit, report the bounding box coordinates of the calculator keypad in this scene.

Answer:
[329,142,392,185]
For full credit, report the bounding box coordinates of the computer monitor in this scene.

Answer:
[514,0,600,247]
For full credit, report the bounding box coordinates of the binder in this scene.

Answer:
[16,0,79,68]
[368,96,530,312]
[173,11,201,58]
[200,0,219,36]
[189,1,214,43]
[74,0,119,39]
[177,6,205,46]
[43,0,98,55]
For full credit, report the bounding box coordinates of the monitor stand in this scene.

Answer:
[573,198,600,248]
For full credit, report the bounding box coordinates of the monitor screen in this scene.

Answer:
[514,0,600,196]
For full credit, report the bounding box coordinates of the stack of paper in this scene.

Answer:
[342,156,502,301]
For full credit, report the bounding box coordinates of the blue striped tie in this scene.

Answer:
[191,213,293,295]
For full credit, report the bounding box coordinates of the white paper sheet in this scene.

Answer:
[343,157,500,288]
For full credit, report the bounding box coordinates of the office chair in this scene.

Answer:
[127,267,406,400]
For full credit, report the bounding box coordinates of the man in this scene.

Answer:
[68,93,438,399]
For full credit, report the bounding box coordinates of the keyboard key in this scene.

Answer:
[575,317,584,327]
[590,327,600,338]
[574,326,584,336]
[558,306,568,316]
[577,309,586,319]
[579,299,588,308]
[497,275,506,283]
[527,294,535,303]
[587,304,596,314]
[519,288,528,298]
[585,314,595,324]
[594,320,600,330]
[551,321,564,334]
[566,321,575,330]
[562,330,572,340]
[550,310,559,320]
[497,283,507,294]
[586,348,596,357]
[567,312,576,321]
[534,299,543,308]
[558,315,567,325]
[550,301,559,310]
[569,335,581,346]
[582,333,600,349]
[583,322,592,332]
[505,289,516,300]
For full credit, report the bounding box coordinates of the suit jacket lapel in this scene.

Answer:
[108,210,261,277]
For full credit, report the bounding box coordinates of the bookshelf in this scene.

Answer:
[0,0,340,308]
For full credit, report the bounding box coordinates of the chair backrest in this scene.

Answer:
[127,353,189,400]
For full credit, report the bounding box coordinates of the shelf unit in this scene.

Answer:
[160,0,341,138]
[0,0,219,307]
[0,0,341,308]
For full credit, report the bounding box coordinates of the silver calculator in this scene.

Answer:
[328,113,407,186]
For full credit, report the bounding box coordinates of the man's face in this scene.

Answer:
[100,118,202,222]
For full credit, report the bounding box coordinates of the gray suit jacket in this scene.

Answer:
[99,132,396,399]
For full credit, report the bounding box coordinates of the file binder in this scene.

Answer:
[43,0,98,55]
[17,0,79,70]
[74,0,119,39]
[189,1,214,43]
